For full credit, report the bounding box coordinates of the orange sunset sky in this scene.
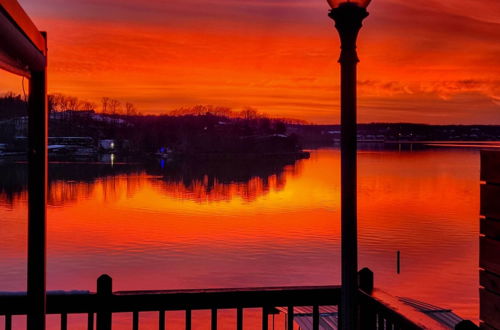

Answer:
[2,0,500,124]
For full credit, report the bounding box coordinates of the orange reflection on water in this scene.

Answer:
[0,148,481,322]
[151,173,287,203]
[43,158,337,251]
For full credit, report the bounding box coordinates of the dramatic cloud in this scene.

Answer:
[8,0,500,123]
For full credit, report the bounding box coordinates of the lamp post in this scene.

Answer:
[327,0,370,329]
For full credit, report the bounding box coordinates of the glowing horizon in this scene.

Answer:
[1,0,499,124]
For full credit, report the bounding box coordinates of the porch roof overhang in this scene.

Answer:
[0,0,46,77]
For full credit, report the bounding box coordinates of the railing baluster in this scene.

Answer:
[337,300,342,329]
[159,310,165,330]
[313,305,319,330]
[377,313,384,330]
[237,307,243,330]
[211,308,217,330]
[287,306,293,330]
[88,312,94,330]
[60,313,68,330]
[262,307,268,330]
[133,311,139,330]
[185,309,191,330]
[5,314,12,330]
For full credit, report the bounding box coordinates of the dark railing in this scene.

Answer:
[1,277,339,330]
[0,269,443,330]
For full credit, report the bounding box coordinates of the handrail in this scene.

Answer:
[1,271,472,329]
[0,285,342,315]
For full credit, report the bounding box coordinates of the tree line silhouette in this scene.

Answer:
[0,92,305,155]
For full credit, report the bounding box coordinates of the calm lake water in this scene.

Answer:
[0,146,485,328]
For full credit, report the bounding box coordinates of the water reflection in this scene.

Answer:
[0,162,142,207]
[0,156,304,206]
[150,158,303,202]
[0,162,27,205]
[0,148,483,323]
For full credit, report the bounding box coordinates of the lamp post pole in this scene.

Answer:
[329,3,368,330]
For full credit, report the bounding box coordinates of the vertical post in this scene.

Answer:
[397,251,401,274]
[339,33,358,330]
[96,274,112,330]
[60,313,68,330]
[27,31,48,330]
[132,311,139,330]
[262,307,268,330]
[237,307,243,330]
[358,268,374,294]
[313,305,320,330]
[287,306,293,330]
[211,308,217,330]
[185,309,191,330]
[88,312,95,330]
[329,5,368,330]
[159,310,165,330]
[5,314,12,330]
